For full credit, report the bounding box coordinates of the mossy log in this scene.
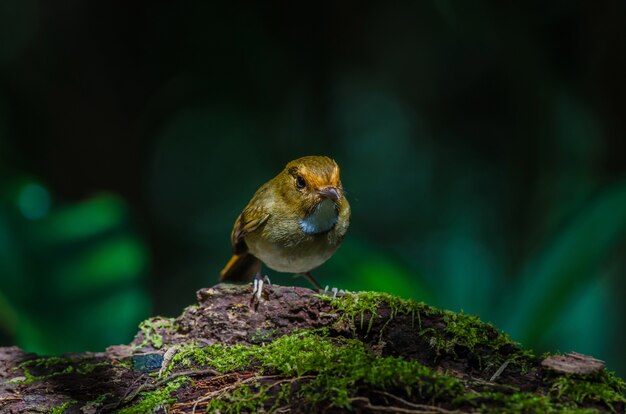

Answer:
[0,284,624,413]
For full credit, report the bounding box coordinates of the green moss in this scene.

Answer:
[129,321,623,413]
[164,341,256,377]
[442,311,499,351]
[321,290,535,374]
[134,317,177,350]
[48,401,75,414]
[17,357,71,383]
[461,391,554,413]
[249,327,277,344]
[15,356,111,384]
[81,393,113,412]
[117,376,189,414]
[549,370,626,411]
[115,357,133,370]
[439,309,536,372]
[456,369,625,413]
[169,330,462,412]
[121,291,623,413]
[206,383,272,413]
[460,391,603,414]
[318,291,429,334]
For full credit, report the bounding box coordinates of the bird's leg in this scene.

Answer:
[250,271,272,307]
[302,271,323,291]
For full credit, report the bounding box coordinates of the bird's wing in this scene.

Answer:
[230,208,269,255]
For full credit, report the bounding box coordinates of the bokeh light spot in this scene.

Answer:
[17,183,51,220]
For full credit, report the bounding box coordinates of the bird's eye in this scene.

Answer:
[295,175,306,189]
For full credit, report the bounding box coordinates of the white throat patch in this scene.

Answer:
[299,198,338,235]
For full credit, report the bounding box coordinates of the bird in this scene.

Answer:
[219,155,350,299]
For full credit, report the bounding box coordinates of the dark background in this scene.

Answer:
[1,1,625,377]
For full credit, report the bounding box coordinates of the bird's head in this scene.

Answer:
[278,155,345,218]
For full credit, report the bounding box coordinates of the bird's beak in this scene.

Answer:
[317,186,340,202]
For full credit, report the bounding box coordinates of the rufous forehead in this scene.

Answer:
[287,158,341,188]
[300,166,340,188]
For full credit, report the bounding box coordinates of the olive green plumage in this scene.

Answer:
[220,156,350,288]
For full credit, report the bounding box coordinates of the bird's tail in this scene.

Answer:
[219,253,261,283]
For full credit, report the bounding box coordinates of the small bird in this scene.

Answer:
[219,156,350,296]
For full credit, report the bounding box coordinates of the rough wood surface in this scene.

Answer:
[0,284,624,413]
[542,352,606,376]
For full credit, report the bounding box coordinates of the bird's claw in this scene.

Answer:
[251,275,272,307]
[322,285,345,299]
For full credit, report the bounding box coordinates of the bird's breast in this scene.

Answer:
[245,232,338,274]
[299,198,338,235]
[243,197,346,274]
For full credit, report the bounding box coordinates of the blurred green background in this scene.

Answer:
[1,1,625,377]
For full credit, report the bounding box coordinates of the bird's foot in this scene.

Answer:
[250,274,272,308]
[323,285,345,299]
